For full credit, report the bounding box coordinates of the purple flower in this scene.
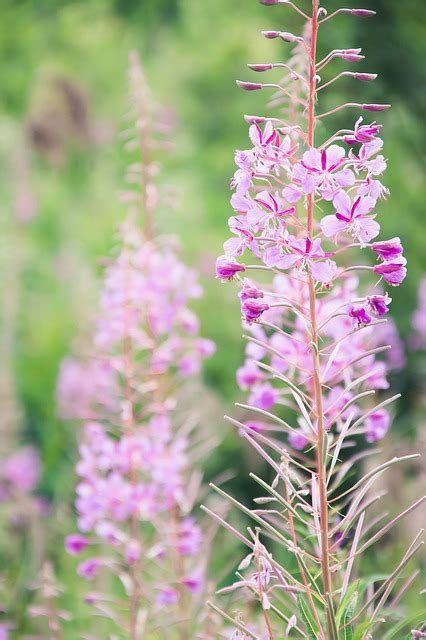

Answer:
[288,431,309,450]
[239,280,264,302]
[249,383,278,410]
[182,572,203,593]
[216,256,246,280]
[236,360,263,390]
[2,446,40,493]
[241,298,270,323]
[311,259,338,285]
[321,191,379,245]
[365,409,390,442]
[157,587,179,606]
[125,540,141,565]
[373,257,407,286]
[367,294,391,316]
[344,117,381,144]
[349,305,372,325]
[65,534,90,555]
[77,558,103,580]
[371,237,403,261]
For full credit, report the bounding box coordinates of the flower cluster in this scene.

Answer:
[211,3,422,639]
[0,446,40,498]
[236,273,403,445]
[58,52,215,638]
[217,103,406,454]
[60,227,213,607]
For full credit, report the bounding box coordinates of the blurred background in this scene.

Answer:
[0,0,425,635]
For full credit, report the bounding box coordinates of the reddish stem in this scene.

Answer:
[306,2,336,638]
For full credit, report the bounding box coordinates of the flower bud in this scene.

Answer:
[239,280,264,302]
[65,534,90,555]
[248,63,273,72]
[244,114,266,124]
[362,103,391,111]
[340,53,365,62]
[262,30,281,39]
[372,237,403,260]
[237,80,263,91]
[280,32,298,42]
[351,9,376,16]
[259,0,281,4]
[241,298,270,323]
[216,256,246,280]
[354,73,377,81]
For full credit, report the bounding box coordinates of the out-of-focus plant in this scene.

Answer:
[57,52,220,639]
[0,129,43,634]
[208,1,425,638]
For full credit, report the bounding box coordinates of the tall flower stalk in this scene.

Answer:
[211,2,424,638]
[58,52,216,638]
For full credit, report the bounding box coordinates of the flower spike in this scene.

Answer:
[209,1,418,639]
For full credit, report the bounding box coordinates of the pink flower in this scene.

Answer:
[239,280,264,302]
[125,540,141,565]
[176,518,203,556]
[77,558,103,580]
[237,360,263,390]
[241,298,270,323]
[225,215,260,257]
[216,256,246,280]
[371,237,403,261]
[311,259,338,285]
[182,571,203,593]
[65,534,90,555]
[373,258,407,286]
[157,587,179,606]
[2,446,40,492]
[288,431,309,450]
[349,305,372,325]
[288,145,355,201]
[321,192,379,244]
[367,294,391,316]
[249,120,276,148]
[344,117,381,144]
[249,383,278,410]
[196,338,216,358]
[365,409,390,442]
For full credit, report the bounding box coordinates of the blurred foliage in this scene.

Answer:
[0,0,425,635]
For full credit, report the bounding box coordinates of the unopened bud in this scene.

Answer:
[354,73,377,81]
[259,0,280,4]
[341,53,364,62]
[351,9,376,16]
[248,63,273,72]
[362,103,391,112]
[244,114,267,124]
[262,30,280,39]
[237,81,263,91]
[318,7,327,18]
[280,31,298,42]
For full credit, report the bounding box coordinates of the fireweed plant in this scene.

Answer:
[57,52,216,638]
[210,1,425,638]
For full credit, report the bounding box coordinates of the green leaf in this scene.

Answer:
[297,595,319,639]
[341,592,358,640]
[336,582,359,627]
[382,611,426,639]
[353,621,373,640]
